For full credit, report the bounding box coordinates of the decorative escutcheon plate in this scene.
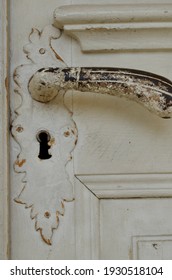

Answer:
[12,25,78,245]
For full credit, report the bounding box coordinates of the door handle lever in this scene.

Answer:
[29,67,172,118]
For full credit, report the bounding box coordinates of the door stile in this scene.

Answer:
[0,0,10,260]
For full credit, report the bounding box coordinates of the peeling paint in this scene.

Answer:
[48,137,55,146]
[28,67,172,118]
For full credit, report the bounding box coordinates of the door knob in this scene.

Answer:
[29,67,172,119]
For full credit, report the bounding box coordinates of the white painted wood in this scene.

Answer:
[74,177,100,259]
[73,92,172,175]
[0,0,9,259]
[76,174,172,198]
[9,0,172,260]
[54,4,172,52]
[55,4,172,27]
[100,198,172,259]
[132,235,172,260]
[72,0,172,4]
[75,176,172,259]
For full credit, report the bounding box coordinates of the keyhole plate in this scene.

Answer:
[12,24,78,246]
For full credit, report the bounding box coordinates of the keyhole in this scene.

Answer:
[37,131,52,160]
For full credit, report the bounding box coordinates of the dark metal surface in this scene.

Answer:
[29,67,172,118]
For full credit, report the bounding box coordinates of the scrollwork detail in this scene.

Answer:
[12,25,77,245]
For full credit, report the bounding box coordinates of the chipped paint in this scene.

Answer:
[152,243,158,249]
[28,67,172,118]
[48,137,55,146]
[15,159,26,167]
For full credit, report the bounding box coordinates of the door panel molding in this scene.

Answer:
[74,177,100,259]
[54,4,172,52]
[76,175,172,259]
[132,235,172,259]
[0,0,9,260]
[76,174,172,198]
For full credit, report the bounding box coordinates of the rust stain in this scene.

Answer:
[75,137,78,145]
[14,197,25,205]
[34,212,61,245]
[15,159,26,167]
[5,77,8,91]
[40,229,52,246]
[64,131,70,137]
[48,137,55,146]
[59,203,65,216]
[49,42,64,63]
[53,51,64,62]
[44,211,51,218]
[16,126,24,133]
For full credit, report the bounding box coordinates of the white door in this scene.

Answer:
[1,0,172,259]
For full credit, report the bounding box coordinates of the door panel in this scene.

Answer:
[72,92,172,174]
[100,199,172,260]
[75,176,172,260]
